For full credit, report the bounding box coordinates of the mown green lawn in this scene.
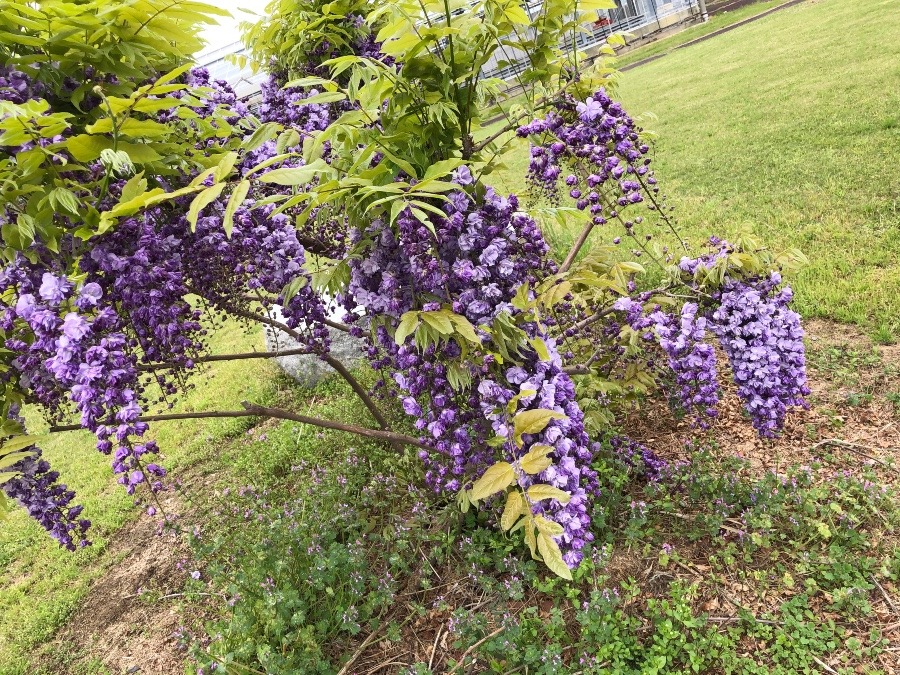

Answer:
[493,0,900,331]
[613,0,786,68]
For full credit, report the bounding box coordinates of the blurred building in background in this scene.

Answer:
[199,0,704,99]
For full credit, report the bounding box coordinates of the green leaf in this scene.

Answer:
[421,311,453,335]
[519,444,554,474]
[449,314,481,344]
[513,409,566,446]
[527,485,571,504]
[501,490,525,531]
[524,516,538,558]
[281,275,309,306]
[470,462,515,501]
[65,134,110,162]
[534,515,565,537]
[120,172,148,203]
[187,183,226,231]
[537,531,572,580]
[243,122,282,152]
[258,160,325,186]
[213,151,239,182]
[48,187,81,215]
[422,158,466,182]
[530,337,550,361]
[223,180,250,237]
[301,91,347,105]
[0,434,44,455]
[395,312,420,345]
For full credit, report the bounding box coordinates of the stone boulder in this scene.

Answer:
[262,304,366,388]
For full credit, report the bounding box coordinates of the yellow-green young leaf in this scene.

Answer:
[537,531,572,580]
[213,151,239,182]
[394,312,420,345]
[534,515,565,537]
[423,158,466,181]
[504,5,530,24]
[0,450,33,471]
[258,162,322,186]
[519,444,554,474]
[187,183,225,231]
[120,172,148,203]
[302,91,347,105]
[539,280,571,308]
[0,434,46,454]
[223,180,250,237]
[513,409,566,446]
[65,134,109,161]
[450,314,481,344]
[527,485,571,504]
[530,337,550,361]
[507,388,537,415]
[470,462,515,501]
[0,491,9,519]
[523,516,538,558]
[421,311,454,335]
[501,490,525,531]
[244,121,282,152]
[457,488,471,514]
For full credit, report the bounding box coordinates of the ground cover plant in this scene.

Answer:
[1,0,898,672]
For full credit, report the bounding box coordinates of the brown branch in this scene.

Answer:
[239,402,430,449]
[138,347,316,371]
[571,305,616,334]
[49,401,432,451]
[559,219,595,274]
[214,303,390,431]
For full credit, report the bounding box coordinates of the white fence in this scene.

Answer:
[199,0,703,99]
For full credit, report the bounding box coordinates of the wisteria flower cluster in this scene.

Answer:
[518,88,655,228]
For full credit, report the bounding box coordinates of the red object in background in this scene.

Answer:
[594,17,611,26]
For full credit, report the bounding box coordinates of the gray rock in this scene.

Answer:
[262,304,367,388]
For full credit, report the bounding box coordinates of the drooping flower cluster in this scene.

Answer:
[0,257,165,503]
[257,75,334,130]
[677,240,810,436]
[1,448,91,550]
[479,337,599,567]
[710,279,809,436]
[0,65,45,104]
[649,303,719,427]
[518,88,655,229]
[346,188,551,322]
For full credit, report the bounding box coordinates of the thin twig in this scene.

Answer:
[337,622,387,675]
[809,438,898,473]
[447,626,505,674]
[138,347,315,371]
[428,625,443,670]
[871,576,898,614]
[811,655,839,674]
[364,658,409,674]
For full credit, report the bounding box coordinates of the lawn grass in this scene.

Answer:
[0,323,278,671]
[492,0,900,331]
[612,0,786,68]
